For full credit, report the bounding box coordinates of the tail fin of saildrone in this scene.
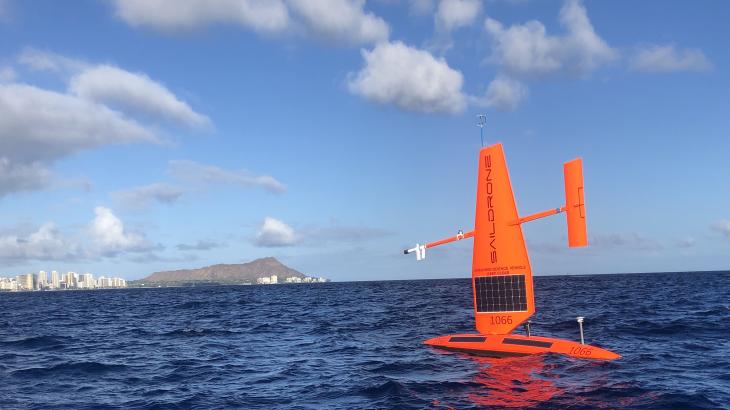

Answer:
[564,158,588,248]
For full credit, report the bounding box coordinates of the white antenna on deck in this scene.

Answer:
[577,316,585,345]
[477,114,487,147]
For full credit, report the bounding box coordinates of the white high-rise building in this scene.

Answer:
[0,277,18,291]
[38,271,47,288]
[16,274,34,290]
[97,276,113,288]
[51,271,60,289]
[82,273,94,289]
[65,272,77,289]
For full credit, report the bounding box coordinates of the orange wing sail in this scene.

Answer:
[564,158,588,248]
[472,144,534,335]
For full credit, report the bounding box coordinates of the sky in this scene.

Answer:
[0,0,728,281]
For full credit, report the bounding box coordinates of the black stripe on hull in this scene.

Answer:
[432,346,531,358]
[449,336,487,343]
[502,338,553,348]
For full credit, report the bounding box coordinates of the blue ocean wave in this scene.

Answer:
[0,272,728,409]
[0,335,68,350]
[11,361,128,379]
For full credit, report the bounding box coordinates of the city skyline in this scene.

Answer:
[0,270,127,292]
[0,1,728,281]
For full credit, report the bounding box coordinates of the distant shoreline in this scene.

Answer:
[0,287,131,294]
[4,270,725,293]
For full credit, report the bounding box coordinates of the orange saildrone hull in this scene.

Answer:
[424,333,620,361]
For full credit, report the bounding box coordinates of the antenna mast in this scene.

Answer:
[477,114,487,147]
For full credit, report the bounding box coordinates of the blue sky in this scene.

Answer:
[0,0,728,281]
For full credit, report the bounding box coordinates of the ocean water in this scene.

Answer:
[1,271,728,409]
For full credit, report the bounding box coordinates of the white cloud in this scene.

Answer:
[436,0,481,32]
[410,0,435,15]
[630,45,712,73]
[0,66,15,83]
[0,0,11,22]
[348,41,467,113]
[484,0,616,77]
[0,207,155,263]
[18,49,209,128]
[302,224,393,244]
[251,218,392,248]
[70,65,210,128]
[112,183,185,209]
[176,240,222,251]
[113,0,291,33]
[113,0,389,45]
[482,75,527,111]
[18,48,88,73]
[677,237,696,248]
[0,223,85,262]
[0,83,157,163]
[114,161,284,210]
[0,49,210,198]
[288,0,390,45]
[167,160,286,193]
[88,206,153,254]
[590,232,662,251]
[128,252,198,264]
[0,159,52,197]
[254,217,297,247]
[711,220,730,237]
[483,18,556,74]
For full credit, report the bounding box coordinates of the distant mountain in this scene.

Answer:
[141,257,308,283]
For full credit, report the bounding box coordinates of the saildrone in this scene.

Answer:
[405,143,619,360]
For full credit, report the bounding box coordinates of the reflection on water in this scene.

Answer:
[427,347,563,408]
[465,353,563,408]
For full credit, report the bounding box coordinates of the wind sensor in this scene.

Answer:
[477,114,487,147]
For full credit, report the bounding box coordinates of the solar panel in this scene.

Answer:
[502,338,552,348]
[474,274,528,312]
[449,336,486,343]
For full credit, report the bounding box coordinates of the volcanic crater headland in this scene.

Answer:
[134,257,323,286]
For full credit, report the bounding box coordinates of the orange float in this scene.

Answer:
[405,143,619,360]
